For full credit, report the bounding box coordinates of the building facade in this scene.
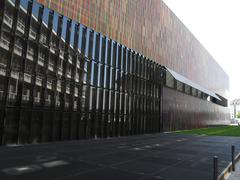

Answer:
[0,0,229,145]
[230,99,240,119]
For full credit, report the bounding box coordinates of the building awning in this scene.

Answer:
[165,67,221,101]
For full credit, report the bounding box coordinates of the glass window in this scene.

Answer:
[83,60,89,84]
[104,65,109,89]
[48,57,55,71]
[32,1,40,19]
[177,81,183,91]
[89,86,95,110]
[26,45,34,61]
[197,90,202,98]
[65,97,70,109]
[101,36,106,63]
[17,15,25,34]
[14,38,23,56]
[109,67,114,90]
[115,69,120,91]
[121,46,126,71]
[106,38,111,65]
[42,7,50,26]
[109,90,114,111]
[185,84,191,94]
[0,32,10,50]
[20,0,28,11]
[29,25,37,39]
[111,41,116,67]
[22,87,30,101]
[129,51,133,74]
[130,54,136,77]
[192,88,197,96]
[66,65,72,78]
[70,21,77,47]
[61,16,69,40]
[33,89,41,104]
[90,60,97,86]
[166,71,174,88]
[86,29,94,59]
[94,32,100,62]
[56,80,61,92]
[46,79,53,90]
[116,44,121,69]
[96,88,102,110]
[38,50,45,66]
[78,24,87,55]
[52,11,59,33]
[8,0,16,6]
[3,10,13,28]
[125,48,129,73]
[81,85,87,110]
[137,54,141,77]
[114,91,118,113]
[102,89,108,110]
[97,63,103,87]
[9,78,18,94]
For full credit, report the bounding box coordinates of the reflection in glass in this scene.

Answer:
[61,16,68,40]
[101,36,106,63]
[78,24,87,54]
[42,7,50,26]
[31,2,40,19]
[20,0,28,10]
[97,63,103,87]
[70,21,77,47]
[94,32,100,61]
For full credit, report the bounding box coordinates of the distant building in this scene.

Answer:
[230,99,240,118]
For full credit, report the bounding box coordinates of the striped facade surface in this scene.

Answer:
[0,0,229,145]
[38,0,229,97]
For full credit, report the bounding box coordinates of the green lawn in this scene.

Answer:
[176,125,240,137]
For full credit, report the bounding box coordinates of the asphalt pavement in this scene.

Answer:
[1,133,240,180]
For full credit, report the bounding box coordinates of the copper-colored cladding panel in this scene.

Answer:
[38,0,229,97]
[162,87,229,131]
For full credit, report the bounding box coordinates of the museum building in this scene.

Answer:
[0,0,229,145]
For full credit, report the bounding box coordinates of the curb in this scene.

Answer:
[219,152,240,180]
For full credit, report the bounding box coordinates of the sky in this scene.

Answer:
[163,0,240,101]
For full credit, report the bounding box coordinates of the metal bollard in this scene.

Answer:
[213,156,218,180]
[232,145,235,171]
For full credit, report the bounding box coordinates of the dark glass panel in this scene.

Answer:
[20,0,28,10]
[97,63,103,87]
[166,71,174,88]
[121,46,125,71]
[31,1,40,19]
[116,44,121,69]
[61,16,68,40]
[101,36,106,64]
[78,24,87,55]
[89,86,95,110]
[104,65,109,89]
[109,67,114,90]
[94,32,100,62]
[192,88,197,96]
[106,38,111,65]
[42,7,50,25]
[111,41,116,67]
[86,28,94,59]
[185,84,191,94]
[125,48,129,73]
[90,60,97,86]
[70,21,77,47]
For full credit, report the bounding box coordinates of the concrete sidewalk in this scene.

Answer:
[1,133,240,180]
[227,161,240,180]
